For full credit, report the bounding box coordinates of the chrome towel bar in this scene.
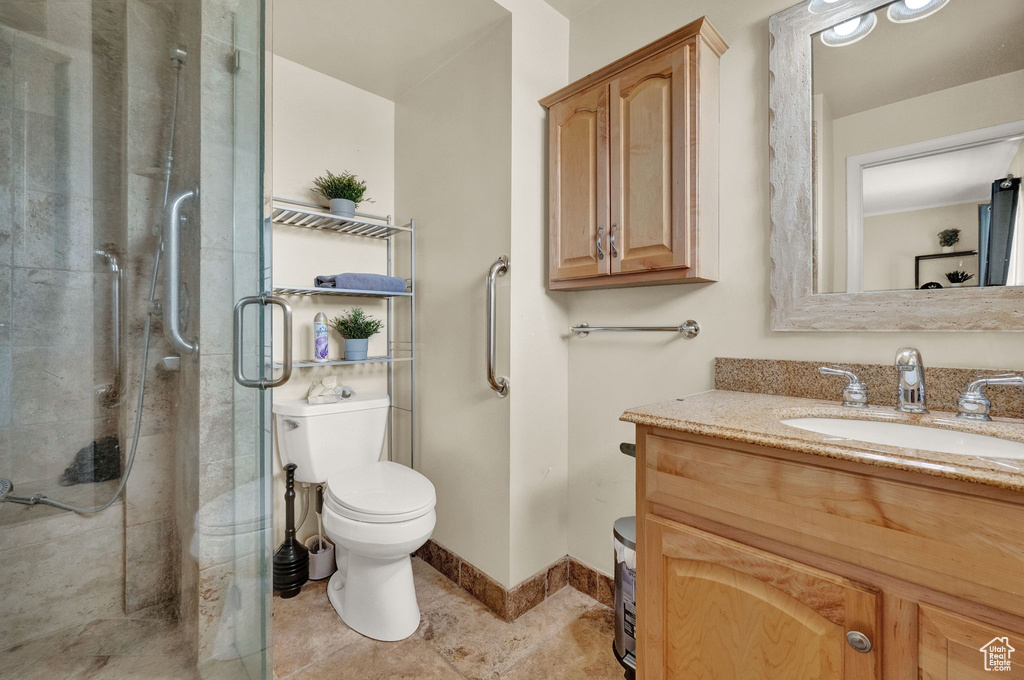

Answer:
[570,320,700,338]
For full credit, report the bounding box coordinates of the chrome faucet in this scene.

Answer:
[956,374,1024,421]
[818,366,868,408]
[895,347,927,413]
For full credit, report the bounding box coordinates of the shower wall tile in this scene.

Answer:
[0,349,11,428]
[0,426,9,478]
[11,268,94,347]
[9,418,109,485]
[0,521,125,648]
[11,345,95,426]
[198,248,232,354]
[196,560,233,662]
[0,266,10,346]
[125,432,176,527]
[125,516,177,612]
[0,492,121,553]
[12,192,95,272]
[199,353,234,463]
[0,188,13,266]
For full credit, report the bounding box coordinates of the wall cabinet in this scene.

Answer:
[634,427,1024,679]
[541,18,727,290]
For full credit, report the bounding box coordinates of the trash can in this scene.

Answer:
[613,516,637,679]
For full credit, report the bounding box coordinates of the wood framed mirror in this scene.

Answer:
[769,0,1024,330]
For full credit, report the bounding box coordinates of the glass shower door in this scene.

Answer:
[0,0,273,678]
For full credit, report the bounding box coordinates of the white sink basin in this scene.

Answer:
[780,417,1024,459]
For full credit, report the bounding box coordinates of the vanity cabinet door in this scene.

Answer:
[919,604,1024,679]
[642,516,881,680]
[609,44,690,275]
[548,84,610,282]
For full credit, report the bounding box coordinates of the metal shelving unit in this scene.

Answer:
[272,197,415,465]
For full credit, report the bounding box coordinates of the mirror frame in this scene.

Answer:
[768,0,1024,331]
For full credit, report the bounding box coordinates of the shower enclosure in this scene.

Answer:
[0,0,272,678]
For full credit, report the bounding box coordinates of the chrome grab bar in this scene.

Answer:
[163,188,198,355]
[570,320,700,338]
[233,294,293,389]
[486,256,509,398]
[95,245,126,406]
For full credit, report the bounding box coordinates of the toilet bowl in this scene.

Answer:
[322,460,436,641]
[273,395,436,642]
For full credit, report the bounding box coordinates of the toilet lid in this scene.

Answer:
[326,461,435,522]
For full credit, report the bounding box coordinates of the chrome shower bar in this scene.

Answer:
[570,320,700,338]
[486,256,509,397]
[163,187,198,355]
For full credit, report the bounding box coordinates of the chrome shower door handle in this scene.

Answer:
[95,245,126,406]
[486,256,509,398]
[596,226,605,261]
[164,188,198,355]
[233,294,293,389]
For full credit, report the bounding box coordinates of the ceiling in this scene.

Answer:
[541,0,603,19]
[862,138,1022,216]
[272,0,510,102]
[812,0,1024,118]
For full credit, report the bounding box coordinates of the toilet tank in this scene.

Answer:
[273,393,390,484]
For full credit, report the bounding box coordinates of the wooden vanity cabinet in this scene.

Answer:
[540,17,727,291]
[634,426,1024,679]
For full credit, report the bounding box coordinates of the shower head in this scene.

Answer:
[0,479,11,501]
[170,47,187,67]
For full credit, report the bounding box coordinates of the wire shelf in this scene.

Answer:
[271,203,411,238]
[272,286,412,298]
[274,356,414,369]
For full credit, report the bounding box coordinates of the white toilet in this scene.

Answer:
[273,393,436,642]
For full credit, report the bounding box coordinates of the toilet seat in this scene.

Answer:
[325,461,435,524]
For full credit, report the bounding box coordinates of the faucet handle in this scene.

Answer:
[957,374,1024,421]
[818,366,868,408]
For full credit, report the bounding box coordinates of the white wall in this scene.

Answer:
[271,55,395,543]
[564,0,1024,576]
[396,19,516,585]
[498,0,572,587]
[862,202,981,292]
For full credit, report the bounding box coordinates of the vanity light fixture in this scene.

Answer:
[807,0,853,14]
[887,0,950,23]
[820,11,877,47]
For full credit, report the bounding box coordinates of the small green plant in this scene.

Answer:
[331,308,383,339]
[938,228,961,248]
[945,270,974,284]
[311,170,373,205]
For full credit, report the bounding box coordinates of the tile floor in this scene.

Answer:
[274,557,628,680]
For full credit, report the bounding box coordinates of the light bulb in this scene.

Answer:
[833,17,862,36]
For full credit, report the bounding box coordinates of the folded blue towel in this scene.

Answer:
[314,273,408,293]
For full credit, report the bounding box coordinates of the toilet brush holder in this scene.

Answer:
[274,464,309,598]
[305,535,336,580]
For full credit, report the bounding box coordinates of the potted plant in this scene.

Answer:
[312,170,372,218]
[331,307,383,360]
[938,228,960,253]
[945,270,974,288]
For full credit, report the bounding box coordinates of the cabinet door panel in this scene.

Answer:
[919,604,1024,679]
[642,516,880,680]
[610,45,691,274]
[549,85,610,281]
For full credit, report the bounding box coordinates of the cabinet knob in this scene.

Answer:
[846,631,872,653]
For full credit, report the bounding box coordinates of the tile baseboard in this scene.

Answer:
[415,540,614,622]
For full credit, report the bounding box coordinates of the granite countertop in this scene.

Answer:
[621,390,1024,492]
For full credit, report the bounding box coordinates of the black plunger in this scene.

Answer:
[274,463,309,598]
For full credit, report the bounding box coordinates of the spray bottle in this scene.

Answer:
[313,312,329,362]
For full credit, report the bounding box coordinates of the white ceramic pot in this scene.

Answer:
[941,245,954,253]
[330,198,356,218]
